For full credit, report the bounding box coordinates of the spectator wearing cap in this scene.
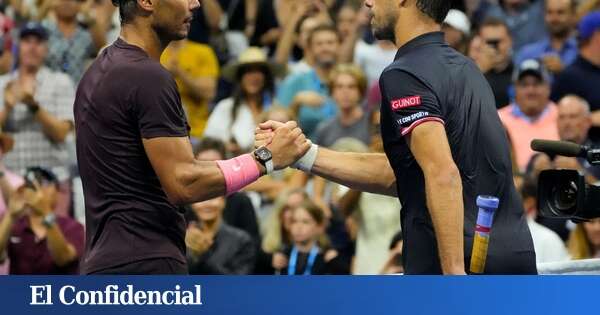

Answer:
[160,39,219,139]
[470,17,515,108]
[204,47,283,154]
[515,0,579,75]
[443,9,471,54]
[0,23,75,183]
[43,0,106,83]
[481,0,547,50]
[551,11,600,141]
[0,166,84,274]
[277,24,340,139]
[498,59,559,171]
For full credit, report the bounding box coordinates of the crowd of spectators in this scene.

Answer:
[0,0,599,275]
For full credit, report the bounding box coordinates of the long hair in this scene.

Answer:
[230,64,275,123]
[568,224,594,259]
[261,188,308,253]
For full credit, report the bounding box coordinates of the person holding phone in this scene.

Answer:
[185,196,256,275]
[0,167,84,274]
[470,17,515,109]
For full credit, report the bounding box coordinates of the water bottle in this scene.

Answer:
[469,195,500,274]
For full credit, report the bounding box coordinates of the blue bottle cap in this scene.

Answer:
[477,195,500,210]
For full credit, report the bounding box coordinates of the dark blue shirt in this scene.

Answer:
[379,32,536,274]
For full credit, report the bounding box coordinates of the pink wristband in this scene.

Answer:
[216,154,261,195]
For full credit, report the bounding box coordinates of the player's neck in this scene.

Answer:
[394,18,441,49]
[120,22,170,62]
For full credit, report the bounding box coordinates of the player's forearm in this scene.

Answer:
[310,148,397,197]
[424,167,465,275]
[173,159,266,206]
[46,224,78,267]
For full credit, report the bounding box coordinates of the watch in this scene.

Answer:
[254,147,273,174]
[42,213,57,228]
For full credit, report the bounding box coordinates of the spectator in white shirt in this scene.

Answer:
[521,176,570,263]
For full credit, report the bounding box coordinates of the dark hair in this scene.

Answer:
[416,0,452,24]
[478,16,510,35]
[307,24,340,46]
[24,166,59,188]
[520,175,538,202]
[193,137,227,160]
[112,0,140,25]
[231,64,275,123]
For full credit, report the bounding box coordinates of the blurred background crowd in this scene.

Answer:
[0,0,599,275]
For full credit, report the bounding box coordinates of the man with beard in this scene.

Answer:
[515,0,578,75]
[257,0,537,275]
[74,0,310,274]
[277,24,341,139]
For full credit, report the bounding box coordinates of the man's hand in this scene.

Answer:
[272,252,288,270]
[23,181,52,217]
[3,81,20,111]
[256,121,310,170]
[186,225,214,256]
[542,54,563,74]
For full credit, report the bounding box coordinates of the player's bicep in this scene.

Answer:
[142,136,195,202]
[380,69,444,139]
[407,121,457,177]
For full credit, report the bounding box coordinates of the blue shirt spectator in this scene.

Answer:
[276,25,341,139]
[277,69,337,139]
[515,37,578,69]
[483,0,547,50]
[515,0,579,75]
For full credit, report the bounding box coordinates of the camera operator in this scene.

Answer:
[556,95,600,181]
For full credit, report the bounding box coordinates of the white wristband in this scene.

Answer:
[292,143,318,172]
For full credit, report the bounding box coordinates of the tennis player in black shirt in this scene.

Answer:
[74,0,310,274]
[257,0,536,275]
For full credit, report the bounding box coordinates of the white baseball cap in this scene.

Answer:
[444,9,471,36]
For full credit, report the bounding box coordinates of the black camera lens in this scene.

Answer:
[551,181,578,215]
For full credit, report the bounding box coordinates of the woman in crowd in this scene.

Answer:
[203,47,284,155]
[568,218,600,259]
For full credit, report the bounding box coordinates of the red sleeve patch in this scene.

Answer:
[391,96,422,111]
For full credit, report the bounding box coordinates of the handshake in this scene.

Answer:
[253,120,317,172]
